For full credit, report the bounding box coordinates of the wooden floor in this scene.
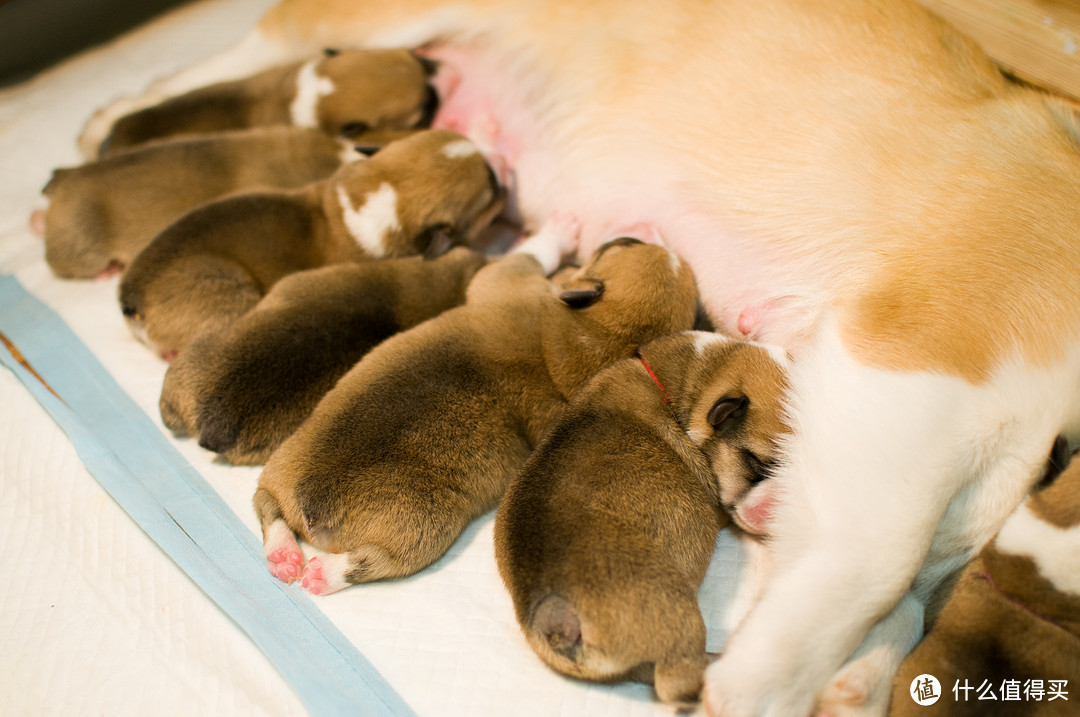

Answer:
[918,0,1080,102]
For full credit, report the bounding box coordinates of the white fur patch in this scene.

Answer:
[441,138,481,158]
[691,330,733,355]
[290,60,336,127]
[337,140,367,165]
[995,503,1080,595]
[668,248,682,276]
[337,183,400,258]
[263,518,298,556]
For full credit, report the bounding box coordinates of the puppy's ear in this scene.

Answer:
[410,51,440,76]
[1038,434,1073,489]
[708,395,748,433]
[422,224,457,259]
[353,145,381,157]
[559,279,605,309]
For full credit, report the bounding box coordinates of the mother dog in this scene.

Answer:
[81,0,1080,714]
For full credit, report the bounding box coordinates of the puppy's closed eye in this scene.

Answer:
[708,395,748,433]
[340,121,371,138]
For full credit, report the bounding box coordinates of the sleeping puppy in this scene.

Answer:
[495,331,789,706]
[252,224,701,591]
[94,48,437,157]
[118,129,501,359]
[160,246,487,465]
[890,441,1080,716]
[41,127,356,279]
[84,0,1080,713]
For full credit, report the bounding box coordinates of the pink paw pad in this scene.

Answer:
[301,556,329,595]
[29,209,46,237]
[267,547,304,584]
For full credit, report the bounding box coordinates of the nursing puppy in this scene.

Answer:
[160,247,487,465]
[119,129,500,358]
[41,127,355,279]
[253,227,701,591]
[891,445,1080,716]
[93,48,437,157]
[496,331,788,706]
[82,0,1080,713]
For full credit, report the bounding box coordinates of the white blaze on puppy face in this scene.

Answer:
[441,138,481,158]
[995,504,1080,595]
[290,60,336,127]
[337,182,400,258]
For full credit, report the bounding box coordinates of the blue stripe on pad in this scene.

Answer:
[0,274,416,717]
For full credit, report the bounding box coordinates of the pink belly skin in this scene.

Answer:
[420,44,810,345]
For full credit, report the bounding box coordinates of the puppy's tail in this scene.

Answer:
[529,594,583,663]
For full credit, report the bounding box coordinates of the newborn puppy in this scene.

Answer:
[891,440,1080,716]
[118,129,501,358]
[253,224,702,592]
[97,48,437,156]
[495,331,789,705]
[41,127,355,279]
[160,247,487,465]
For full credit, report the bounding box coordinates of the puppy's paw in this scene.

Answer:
[543,211,581,259]
[29,209,45,237]
[703,652,813,717]
[813,656,892,717]
[267,547,304,584]
[263,518,304,584]
[300,555,350,596]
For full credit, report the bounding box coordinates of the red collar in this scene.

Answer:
[639,355,669,404]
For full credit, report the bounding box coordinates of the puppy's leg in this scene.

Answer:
[508,212,580,275]
[814,593,925,717]
[254,487,305,584]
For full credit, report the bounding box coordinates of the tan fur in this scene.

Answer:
[159,247,486,464]
[118,129,500,356]
[41,127,347,279]
[892,459,1080,716]
[495,332,787,705]
[254,238,700,589]
[99,48,434,155]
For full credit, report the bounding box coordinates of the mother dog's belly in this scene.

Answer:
[422,43,822,344]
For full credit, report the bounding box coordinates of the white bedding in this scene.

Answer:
[0,1,751,714]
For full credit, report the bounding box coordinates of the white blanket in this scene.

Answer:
[0,1,751,714]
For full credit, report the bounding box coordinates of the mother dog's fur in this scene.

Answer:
[83,1,1080,715]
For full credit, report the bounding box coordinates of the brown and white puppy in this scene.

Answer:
[82,0,1080,713]
[93,48,437,157]
[495,331,789,706]
[160,246,487,465]
[118,129,500,359]
[252,225,701,591]
[890,443,1080,717]
[41,126,356,279]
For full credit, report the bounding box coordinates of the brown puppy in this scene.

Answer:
[96,48,437,157]
[118,129,501,359]
[494,331,789,706]
[891,443,1080,716]
[253,224,701,591]
[160,246,487,465]
[41,127,356,279]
